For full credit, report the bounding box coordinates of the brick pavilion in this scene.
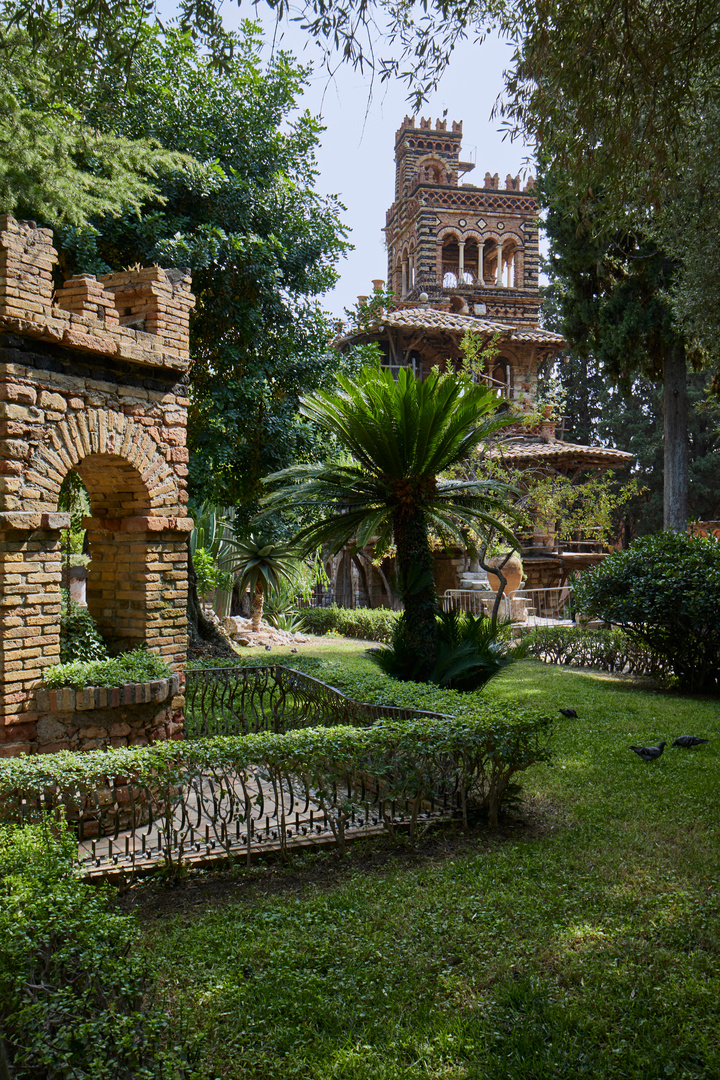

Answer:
[0,216,193,756]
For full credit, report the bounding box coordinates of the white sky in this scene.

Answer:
[221,5,536,317]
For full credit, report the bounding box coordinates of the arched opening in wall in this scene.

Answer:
[393,252,403,297]
[491,361,509,397]
[71,453,153,655]
[502,241,521,288]
[442,234,460,286]
[482,239,499,285]
[463,239,479,285]
[57,470,91,607]
[420,161,442,184]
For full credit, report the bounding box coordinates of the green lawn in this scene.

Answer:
[140,655,720,1079]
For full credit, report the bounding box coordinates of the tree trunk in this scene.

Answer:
[186,538,237,658]
[251,581,264,632]
[392,507,438,674]
[663,346,689,531]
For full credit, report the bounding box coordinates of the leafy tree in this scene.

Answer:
[538,159,695,530]
[573,532,720,694]
[263,365,517,677]
[52,23,351,521]
[0,1,211,224]
[542,289,720,539]
[500,0,720,384]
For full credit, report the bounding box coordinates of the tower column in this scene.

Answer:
[496,239,504,287]
[409,254,415,290]
[478,242,484,285]
[458,241,465,285]
[401,260,408,297]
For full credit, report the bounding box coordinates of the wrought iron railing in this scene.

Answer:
[62,765,460,880]
[2,666,454,879]
[183,664,447,738]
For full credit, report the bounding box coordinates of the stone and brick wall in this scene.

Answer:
[0,215,195,757]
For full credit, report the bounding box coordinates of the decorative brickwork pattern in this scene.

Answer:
[0,216,194,757]
[384,116,540,327]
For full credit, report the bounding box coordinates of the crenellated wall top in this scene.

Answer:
[0,215,194,372]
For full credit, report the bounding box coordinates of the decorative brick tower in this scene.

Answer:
[384,116,540,326]
[0,216,194,756]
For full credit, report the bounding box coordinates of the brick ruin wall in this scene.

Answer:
[0,216,195,756]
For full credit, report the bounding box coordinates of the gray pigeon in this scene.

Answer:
[559,708,578,718]
[629,741,666,762]
[672,736,710,748]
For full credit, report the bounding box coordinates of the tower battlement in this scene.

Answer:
[384,120,540,326]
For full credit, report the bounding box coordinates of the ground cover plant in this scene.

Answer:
[0,823,193,1079]
[43,648,172,690]
[125,650,720,1079]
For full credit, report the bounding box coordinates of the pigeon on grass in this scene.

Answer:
[559,708,578,718]
[629,741,666,762]
[672,736,710,748]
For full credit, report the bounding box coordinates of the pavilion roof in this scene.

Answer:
[487,434,634,470]
[340,307,567,349]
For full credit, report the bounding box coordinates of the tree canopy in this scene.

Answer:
[49,22,351,523]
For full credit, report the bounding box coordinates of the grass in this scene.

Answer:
[139,653,720,1079]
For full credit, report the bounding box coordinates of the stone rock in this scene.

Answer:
[36,715,67,743]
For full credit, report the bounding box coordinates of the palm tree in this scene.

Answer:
[262,366,518,672]
[231,536,300,632]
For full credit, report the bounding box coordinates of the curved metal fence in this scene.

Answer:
[184,664,449,738]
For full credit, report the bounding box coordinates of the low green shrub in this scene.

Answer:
[573,532,720,693]
[522,625,665,677]
[300,605,399,643]
[1,705,553,848]
[43,647,172,690]
[0,822,193,1079]
[370,609,523,690]
[59,592,108,664]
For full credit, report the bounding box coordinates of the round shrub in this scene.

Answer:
[573,532,720,693]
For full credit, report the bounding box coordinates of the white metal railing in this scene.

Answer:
[442,590,514,619]
[516,586,575,621]
[443,586,575,625]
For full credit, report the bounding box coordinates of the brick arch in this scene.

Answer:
[436,227,463,243]
[24,409,178,515]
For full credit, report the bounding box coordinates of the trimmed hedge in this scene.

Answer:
[300,605,400,643]
[1,707,553,839]
[0,823,193,1079]
[43,648,173,690]
[522,626,665,678]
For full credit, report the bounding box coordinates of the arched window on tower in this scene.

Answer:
[441,234,461,289]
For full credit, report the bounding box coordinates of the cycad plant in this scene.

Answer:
[263,365,518,678]
[370,608,523,692]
